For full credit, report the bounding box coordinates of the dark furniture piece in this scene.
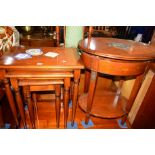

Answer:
[0,84,5,128]
[88,26,118,38]
[132,64,155,128]
[20,33,55,47]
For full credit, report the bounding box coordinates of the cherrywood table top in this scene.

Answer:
[78,37,155,61]
[0,46,84,69]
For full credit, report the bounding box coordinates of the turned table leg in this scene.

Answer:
[84,69,90,93]
[55,84,61,128]
[10,78,27,128]
[85,71,98,124]
[3,78,19,128]
[32,93,39,128]
[64,77,70,128]
[113,79,124,107]
[71,70,81,126]
[25,86,35,129]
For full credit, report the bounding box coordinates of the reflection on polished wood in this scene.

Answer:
[79,89,127,119]
[79,37,155,60]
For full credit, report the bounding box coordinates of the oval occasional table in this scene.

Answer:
[78,37,155,127]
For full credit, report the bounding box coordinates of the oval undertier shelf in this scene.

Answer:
[78,89,128,119]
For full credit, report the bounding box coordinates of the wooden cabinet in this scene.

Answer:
[132,66,155,128]
[20,33,55,47]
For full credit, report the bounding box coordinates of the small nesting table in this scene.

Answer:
[0,46,84,128]
[78,37,155,126]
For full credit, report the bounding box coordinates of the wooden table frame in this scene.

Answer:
[78,37,155,126]
[0,47,84,128]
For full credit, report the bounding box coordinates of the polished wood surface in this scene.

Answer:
[79,89,127,119]
[78,37,155,60]
[78,37,155,126]
[0,46,84,128]
[0,46,83,69]
[81,51,148,76]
